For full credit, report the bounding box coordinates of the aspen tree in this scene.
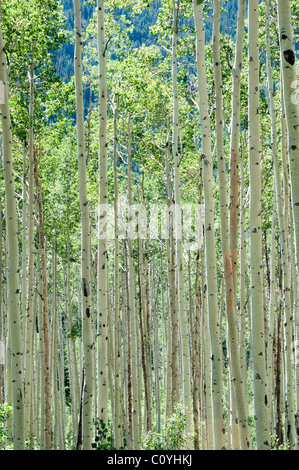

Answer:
[137,217,147,430]
[172,0,192,437]
[97,0,110,430]
[127,118,140,449]
[231,3,248,417]
[265,0,296,448]
[65,204,80,448]
[239,142,249,419]
[59,315,66,450]
[97,0,109,423]
[160,253,167,399]
[151,263,161,433]
[51,246,60,450]
[277,0,299,449]
[164,125,180,409]
[112,96,122,448]
[277,0,299,287]
[0,5,24,449]
[136,184,152,433]
[142,178,154,431]
[267,191,276,438]
[121,243,130,432]
[230,2,246,409]
[248,0,270,450]
[0,185,3,406]
[229,0,245,298]
[34,145,51,450]
[193,173,203,450]
[165,133,173,418]
[24,62,35,444]
[212,0,251,450]
[73,0,94,449]
[21,142,28,433]
[193,0,225,450]
[202,245,214,450]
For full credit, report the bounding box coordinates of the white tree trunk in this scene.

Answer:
[213,0,251,450]
[0,8,24,449]
[24,63,35,444]
[172,0,192,439]
[112,97,122,448]
[73,0,94,448]
[127,118,140,449]
[193,0,225,450]
[97,0,109,429]
[277,0,299,449]
[248,0,269,449]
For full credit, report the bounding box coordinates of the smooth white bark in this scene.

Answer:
[248,0,269,449]
[73,0,94,448]
[0,6,24,449]
[193,0,226,450]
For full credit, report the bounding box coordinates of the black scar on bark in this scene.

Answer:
[86,307,90,318]
[283,49,295,66]
[82,278,89,297]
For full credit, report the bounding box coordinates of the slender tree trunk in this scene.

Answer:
[193,181,202,450]
[127,118,140,449]
[266,0,296,448]
[0,9,24,449]
[277,0,299,449]
[24,62,35,445]
[123,240,133,446]
[36,246,45,448]
[151,264,161,434]
[51,245,60,450]
[212,0,251,450]
[34,145,51,450]
[65,202,80,448]
[239,142,250,420]
[248,0,270,449]
[276,284,284,445]
[22,141,28,437]
[164,127,180,409]
[136,186,151,434]
[142,178,154,432]
[73,0,94,448]
[229,0,246,299]
[172,1,192,440]
[0,183,3,406]
[97,0,109,428]
[193,0,225,450]
[112,97,122,448]
[165,133,173,419]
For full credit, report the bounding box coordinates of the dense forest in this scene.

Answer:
[0,0,299,453]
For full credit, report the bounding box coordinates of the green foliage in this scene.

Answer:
[270,435,290,451]
[142,403,189,450]
[92,419,116,450]
[67,319,82,339]
[0,403,13,448]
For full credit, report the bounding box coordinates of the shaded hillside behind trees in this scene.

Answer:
[56,0,240,81]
